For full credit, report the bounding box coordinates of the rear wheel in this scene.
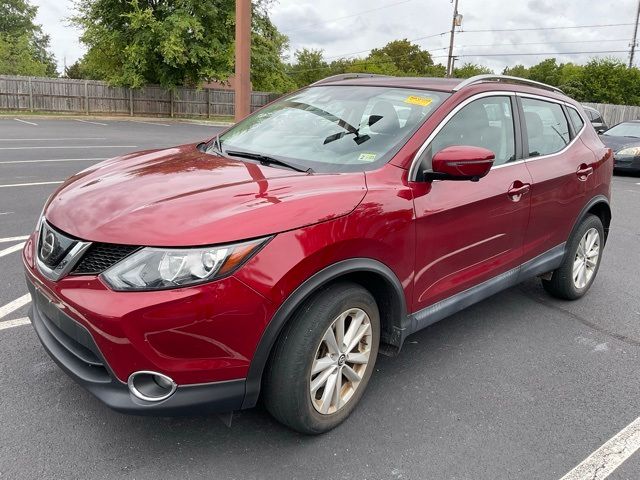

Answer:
[263,282,380,434]
[542,214,604,300]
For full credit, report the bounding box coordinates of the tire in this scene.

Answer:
[263,282,380,435]
[542,214,604,300]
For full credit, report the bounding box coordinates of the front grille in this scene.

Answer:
[38,222,77,268]
[72,243,140,275]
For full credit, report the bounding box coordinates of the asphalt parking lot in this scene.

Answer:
[0,117,638,480]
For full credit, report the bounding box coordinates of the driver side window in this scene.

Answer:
[421,96,516,174]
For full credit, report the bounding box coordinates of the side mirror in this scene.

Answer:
[596,127,607,134]
[426,146,495,182]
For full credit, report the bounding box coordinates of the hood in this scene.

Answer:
[45,145,367,246]
[599,134,640,154]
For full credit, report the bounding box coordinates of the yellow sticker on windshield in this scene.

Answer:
[405,95,433,107]
[358,153,377,162]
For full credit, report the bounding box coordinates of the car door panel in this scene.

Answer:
[410,94,531,312]
[411,164,531,309]
[518,95,597,261]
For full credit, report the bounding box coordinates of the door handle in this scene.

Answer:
[577,164,594,180]
[507,181,531,202]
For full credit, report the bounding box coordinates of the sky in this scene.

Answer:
[33,0,640,74]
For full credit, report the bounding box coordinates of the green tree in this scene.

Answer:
[72,0,291,89]
[0,0,57,76]
[527,58,561,86]
[454,62,493,78]
[580,58,640,105]
[370,39,435,76]
[288,49,330,88]
[250,4,296,92]
[503,64,529,78]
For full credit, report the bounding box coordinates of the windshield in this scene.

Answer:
[603,122,640,138]
[211,86,448,173]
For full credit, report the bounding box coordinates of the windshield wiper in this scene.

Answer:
[284,101,371,146]
[208,134,225,155]
[225,150,313,173]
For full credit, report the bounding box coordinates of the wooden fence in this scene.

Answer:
[0,75,279,117]
[583,102,640,127]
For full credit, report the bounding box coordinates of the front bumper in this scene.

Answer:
[26,279,246,415]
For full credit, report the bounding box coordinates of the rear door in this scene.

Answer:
[411,93,532,310]
[518,95,597,261]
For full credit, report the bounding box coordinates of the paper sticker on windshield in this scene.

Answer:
[405,95,433,107]
[358,153,377,162]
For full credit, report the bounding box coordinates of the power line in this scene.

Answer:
[304,24,635,64]
[460,23,635,33]
[323,31,449,60]
[456,38,630,49]
[285,0,414,34]
[457,50,629,57]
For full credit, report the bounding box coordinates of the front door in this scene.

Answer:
[411,94,532,312]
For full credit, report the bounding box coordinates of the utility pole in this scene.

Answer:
[235,0,251,121]
[446,0,461,77]
[630,0,640,68]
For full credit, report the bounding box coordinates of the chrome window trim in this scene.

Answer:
[408,90,586,180]
[408,91,516,181]
[36,221,92,282]
[517,93,586,164]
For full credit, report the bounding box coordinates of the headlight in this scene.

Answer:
[617,146,640,156]
[100,238,270,291]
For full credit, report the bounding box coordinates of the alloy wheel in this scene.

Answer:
[310,308,373,415]
[573,227,600,289]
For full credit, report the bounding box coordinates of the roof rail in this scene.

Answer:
[453,74,564,94]
[311,73,395,86]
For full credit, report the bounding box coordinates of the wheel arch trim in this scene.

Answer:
[569,195,612,251]
[241,258,407,409]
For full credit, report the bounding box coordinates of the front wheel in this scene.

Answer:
[542,214,604,300]
[263,282,380,434]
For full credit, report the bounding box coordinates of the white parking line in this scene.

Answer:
[560,416,640,480]
[0,242,24,258]
[14,118,38,126]
[0,317,30,331]
[129,120,171,127]
[74,119,108,126]
[0,157,106,165]
[0,294,31,320]
[0,145,136,150]
[0,181,62,188]
[0,235,29,243]
[0,138,106,142]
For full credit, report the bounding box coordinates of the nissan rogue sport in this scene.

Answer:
[23,74,613,434]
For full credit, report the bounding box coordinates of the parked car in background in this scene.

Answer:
[600,120,640,173]
[23,73,612,434]
[583,106,608,133]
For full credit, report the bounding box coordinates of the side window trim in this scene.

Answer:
[566,105,586,137]
[562,104,577,139]
[408,91,519,180]
[515,95,530,163]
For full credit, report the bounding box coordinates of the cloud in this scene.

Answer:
[30,0,640,74]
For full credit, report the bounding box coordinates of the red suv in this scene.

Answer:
[23,74,612,434]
